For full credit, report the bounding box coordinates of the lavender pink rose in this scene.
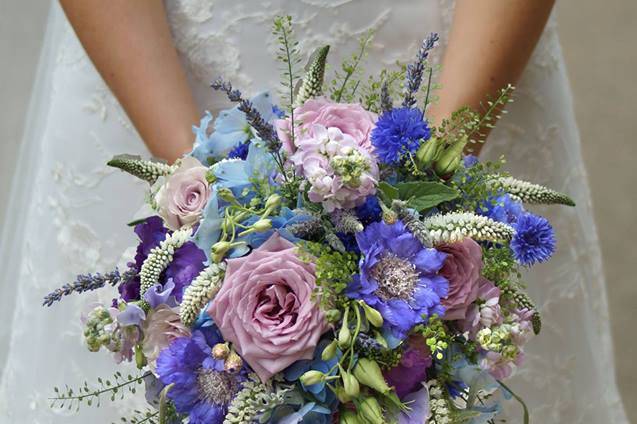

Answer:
[208,233,327,382]
[155,156,211,230]
[275,97,377,154]
[438,238,484,321]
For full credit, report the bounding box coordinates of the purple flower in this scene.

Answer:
[384,335,432,398]
[371,107,430,165]
[346,220,448,339]
[119,217,206,302]
[156,326,243,424]
[511,213,556,266]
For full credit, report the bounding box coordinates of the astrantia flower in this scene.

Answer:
[346,220,448,340]
[510,213,556,266]
[289,125,379,212]
[371,107,431,165]
[156,326,243,424]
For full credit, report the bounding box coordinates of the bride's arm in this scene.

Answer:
[428,0,556,154]
[60,0,199,163]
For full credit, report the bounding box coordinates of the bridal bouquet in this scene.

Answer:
[45,17,575,424]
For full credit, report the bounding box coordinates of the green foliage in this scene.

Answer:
[329,30,374,103]
[450,157,508,212]
[358,67,405,113]
[413,315,450,360]
[377,181,459,212]
[299,242,359,311]
[117,408,160,424]
[272,15,303,114]
[436,85,514,153]
[50,371,151,412]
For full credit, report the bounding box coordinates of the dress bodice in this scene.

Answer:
[164,0,453,111]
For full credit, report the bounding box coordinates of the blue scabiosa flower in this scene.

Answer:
[156,326,244,424]
[346,220,448,340]
[463,154,479,168]
[371,107,431,165]
[511,213,556,266]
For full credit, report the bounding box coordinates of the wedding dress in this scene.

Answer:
[0,1,628,423]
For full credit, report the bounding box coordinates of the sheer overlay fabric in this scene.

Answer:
[0,1,627,422]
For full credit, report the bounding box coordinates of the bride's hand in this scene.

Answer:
[428,0,555,155]
[60,0,199,163]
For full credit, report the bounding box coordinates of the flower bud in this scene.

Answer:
[359,302,383,328]
[217,187,236,203]
[135,344,147,369]
[252,219,272,232]
[300,370,326,386]
[416,136,443,168]
[321,340,339,361]
[339,410,361,424]
[341,368,360,398]
[212,343,230,360]
[335,386,353,403]
[264,193,282,210]
[353,358,391,394]
[434,136,467,177]
[357,397,384,424]
[224,350,243,374]
[338,321,351,349]
[211,241,232,257]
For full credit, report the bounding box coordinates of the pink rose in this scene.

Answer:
[276,97,377,154]
[208,233,327,382]
[142,305,191,370]
[438,238,484,320]
[156,157,211,230]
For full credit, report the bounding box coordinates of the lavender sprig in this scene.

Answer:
[402,33,439,108]
[211,77,282,152]
[42,269,135,307]
[380,80,393,114]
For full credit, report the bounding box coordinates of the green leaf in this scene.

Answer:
[395,181,459,211]
[377,181,399,204]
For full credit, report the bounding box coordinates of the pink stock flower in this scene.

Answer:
[438,238,484,320]
[275,97,377,154]
[208,233,327,382]
[461,278,503,338]
[155,156,211,230]
[289,125,379,212]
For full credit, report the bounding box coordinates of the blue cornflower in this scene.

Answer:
[463,154,479,168]
[156,326,244,424]
[511,213,556,266]
[227,141,250,160]
[480,194,524,225]
[355,195,382,225]
[346,220,448,341]
[371,107,431,165]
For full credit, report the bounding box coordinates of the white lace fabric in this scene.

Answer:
[0,1,628,422]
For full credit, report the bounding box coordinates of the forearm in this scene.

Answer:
[60,0,199,163]
[428,0,555,154]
